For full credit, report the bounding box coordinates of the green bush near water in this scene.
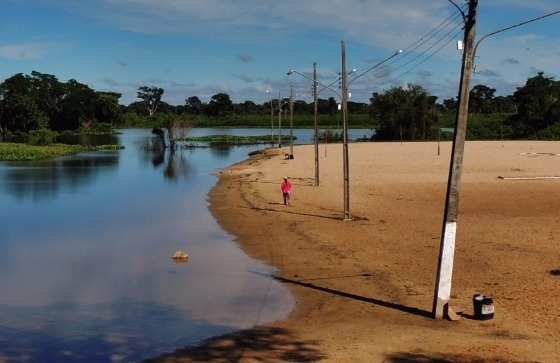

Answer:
[0,143,124,161]
[28,129,59,146]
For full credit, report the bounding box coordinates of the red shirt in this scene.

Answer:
[281,180,292,193]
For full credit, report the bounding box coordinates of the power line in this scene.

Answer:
[373,21,463,81]
[366,6,465,72]
[315,6,466,97]
[381,27,464,85]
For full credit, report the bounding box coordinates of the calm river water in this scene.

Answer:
[0,128,373,362]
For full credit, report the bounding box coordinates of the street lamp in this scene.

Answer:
[288,47,402,219]
[277,92,290,150]
[433,0,560,320]
[288,66,342,187]
[265,89,274,146]
[339,44,403,220]
[289,86,295,159]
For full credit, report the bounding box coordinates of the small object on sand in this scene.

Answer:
[473,293,494,320]
[172,250,189,262]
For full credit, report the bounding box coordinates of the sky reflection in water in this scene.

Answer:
[0,129,297,362]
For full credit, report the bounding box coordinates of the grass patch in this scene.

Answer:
[179,134,295,145]
[0,143,124,161]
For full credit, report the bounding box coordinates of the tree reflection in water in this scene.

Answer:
[142,139,193,182]
[163,150,192,182]
[0,153,120,201]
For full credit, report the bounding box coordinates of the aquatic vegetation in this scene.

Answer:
[0,143,124,161]
[179,135,295,145]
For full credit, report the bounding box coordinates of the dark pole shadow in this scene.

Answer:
[248,179,315,187]
[239,206,342,221]
[385,351,510,363]
[270,275,432,319]
[239,206,343,221]
[144,326,325,362]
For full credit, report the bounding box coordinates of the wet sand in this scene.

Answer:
[152,141,560,362]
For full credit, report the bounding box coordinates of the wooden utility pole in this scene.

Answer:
[290,86,294,158]
[341,41,351,221]
[313,63,320,186]
[433,0,478,320]
[270,92,274,145]
[278,92,282,149]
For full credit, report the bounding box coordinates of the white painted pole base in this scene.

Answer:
[434,221,457,319]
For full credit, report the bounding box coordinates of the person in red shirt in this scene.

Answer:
[280,177,293,206]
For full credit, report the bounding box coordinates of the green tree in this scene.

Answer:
[137,86,164,116]
[29,71,65,122]
[371,84,437,140]
[1,94,46,133]
[94,92,122,124]
[507,72,560,138]
[205,93,233,117]
[53,79,97,131]
[185,96,203,114]
[469,84,496,114]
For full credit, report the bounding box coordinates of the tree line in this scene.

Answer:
[1,70,559,141]
[0,72,121,139]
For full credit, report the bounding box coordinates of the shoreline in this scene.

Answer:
[154,141,560,362]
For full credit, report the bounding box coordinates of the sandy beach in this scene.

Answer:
[153,141,560,362]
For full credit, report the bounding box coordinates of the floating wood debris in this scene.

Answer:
[172,250,189,262]
[498,176,560,181]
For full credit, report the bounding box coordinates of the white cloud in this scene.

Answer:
[69,1,559,102]
[0,43,48,60]
[81,0,453,49]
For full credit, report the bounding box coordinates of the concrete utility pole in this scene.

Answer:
[433,0,478,320]
[289,86,294,158]
[313,62,320,186]
[278,92,282,149]
[341,40,351,221]
[268,90,274,145]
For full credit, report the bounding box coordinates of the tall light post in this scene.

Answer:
[287,66,326,186]
[340,41,350,220]
[266,89,274,145]
[277,92,282,149]
[433,0,559,320]
[341,44,403,220]
[289,86,294,158]
[313,63,319,184]
[433,0,478,321]
[287,66,358,187]
[288,48,402,217]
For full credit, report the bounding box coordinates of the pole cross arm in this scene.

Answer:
[473,9,560,59]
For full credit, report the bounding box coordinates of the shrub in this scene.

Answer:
[93,122,113,134]
[536,122,560,140]
[28,129,59,146]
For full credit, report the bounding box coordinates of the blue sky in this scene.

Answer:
[1,0,559,105]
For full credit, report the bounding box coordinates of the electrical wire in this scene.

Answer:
[379,27,464,86]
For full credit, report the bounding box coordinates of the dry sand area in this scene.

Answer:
[154,141,560,362]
